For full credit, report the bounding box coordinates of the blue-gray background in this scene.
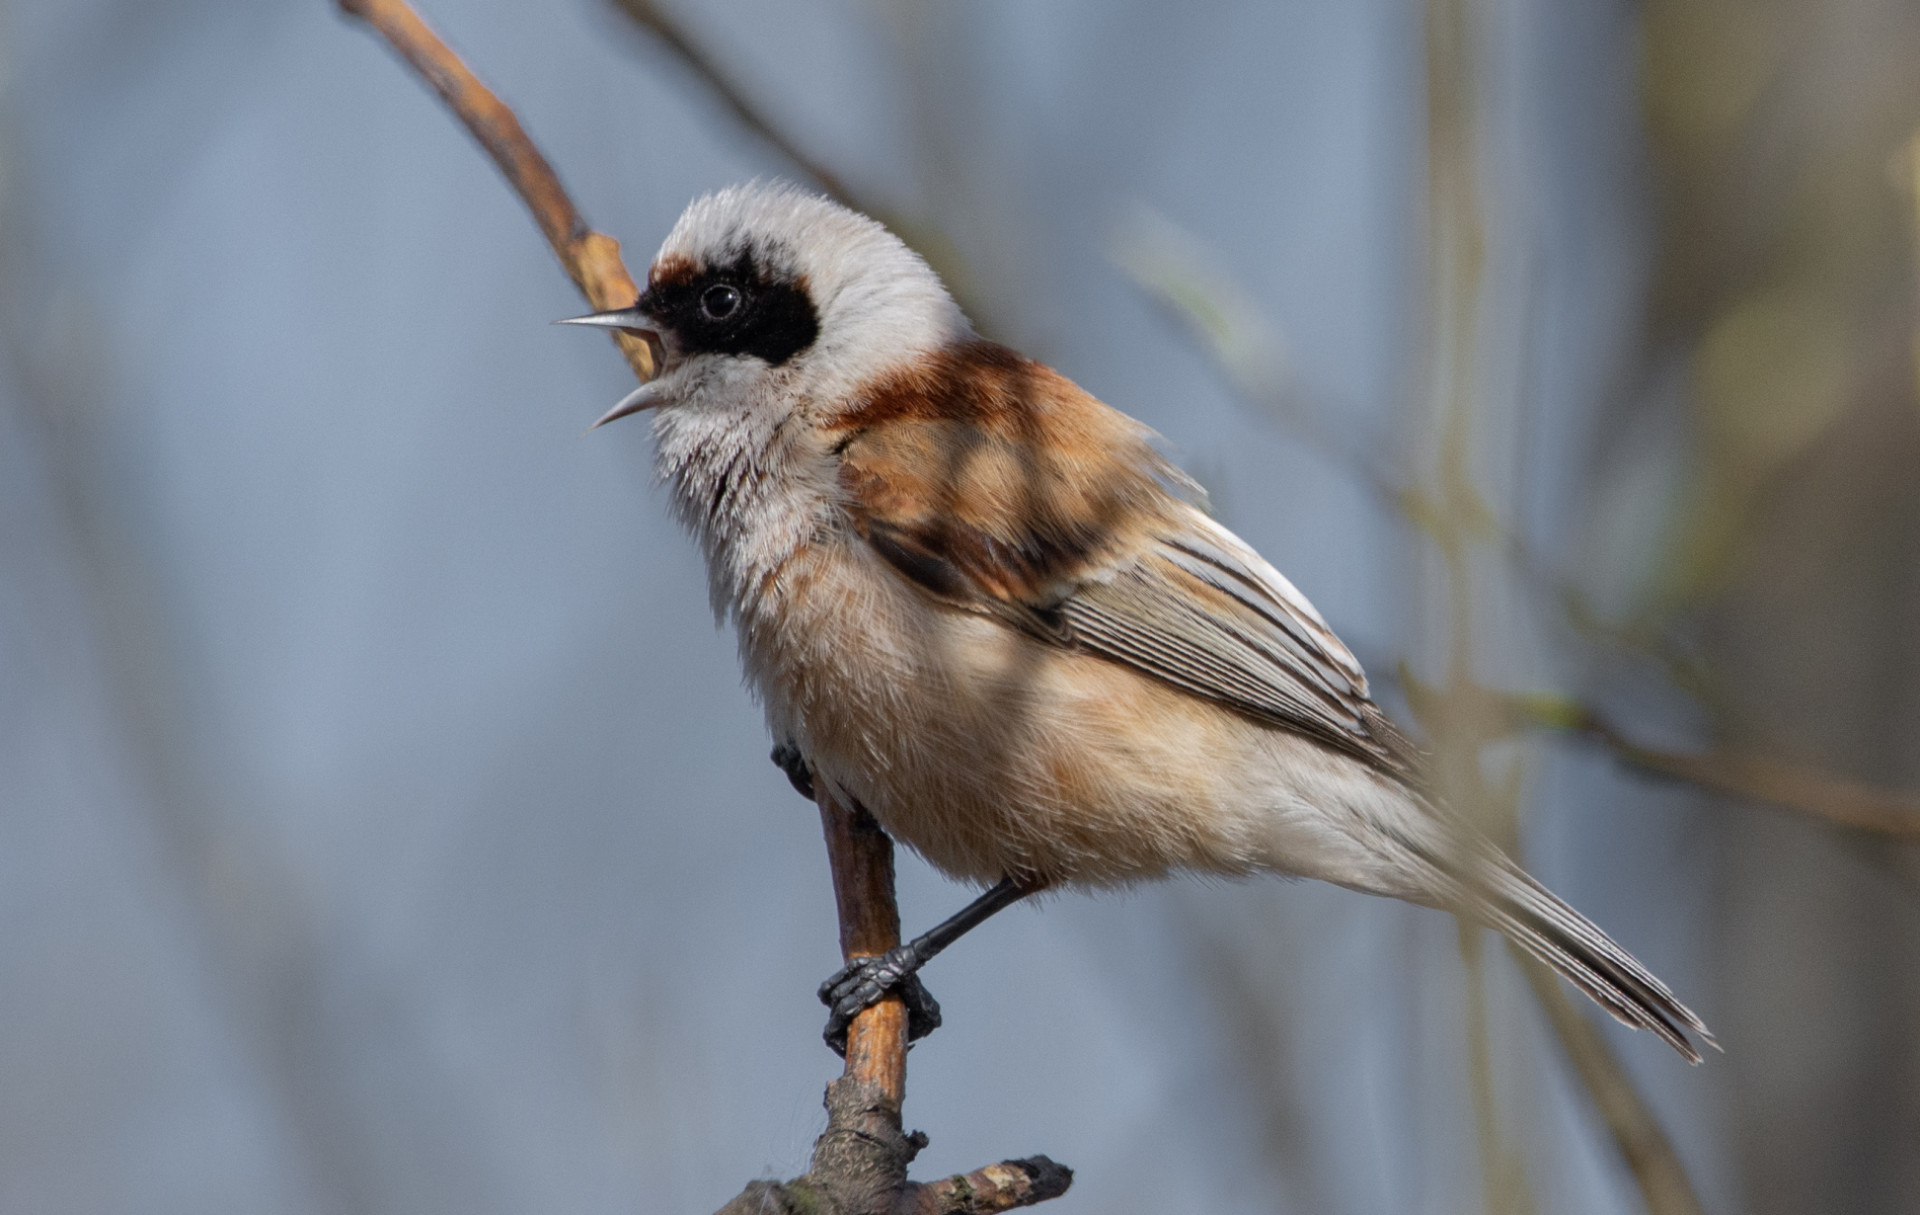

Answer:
[8,1,1915,1212]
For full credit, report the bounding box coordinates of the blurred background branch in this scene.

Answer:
[1523,697,1920,841]
[608,0,856,207]
[1416,4,1567,1212]
[606,0,995,332]
[1516,952,1707,1215]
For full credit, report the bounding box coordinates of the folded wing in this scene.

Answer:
[831,340,1413,777]
[1062,511,1418,775]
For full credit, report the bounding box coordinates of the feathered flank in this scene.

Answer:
[611,181,1714,1063]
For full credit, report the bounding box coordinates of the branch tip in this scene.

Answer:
[338,0,653,381]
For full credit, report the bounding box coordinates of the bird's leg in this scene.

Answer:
[819,875,1041,1056]
[767,746,1043,1054]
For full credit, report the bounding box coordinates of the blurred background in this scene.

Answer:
[4,0,1918,1212]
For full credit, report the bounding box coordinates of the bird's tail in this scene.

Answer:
[1414,835,1715,1063]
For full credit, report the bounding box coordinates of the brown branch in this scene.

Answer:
[1515,950,1707,1215]
[818,786,911,1104]
[711,782,1070,1215]
[337,0,655,381]
[715,1077,1070,1215]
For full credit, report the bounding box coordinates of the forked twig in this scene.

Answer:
[773,784,1071,1215]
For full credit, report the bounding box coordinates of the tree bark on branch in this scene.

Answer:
[713,785,1071,1215]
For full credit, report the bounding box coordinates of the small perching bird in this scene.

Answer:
[561,182,1713,1063]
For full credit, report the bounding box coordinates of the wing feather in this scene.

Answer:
[1061,514,1396,769]
[831,340,1410,775]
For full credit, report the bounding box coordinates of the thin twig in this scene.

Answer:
[806,782,1072,1213]
[1595,733,1920,839]
[901,1158,1076,1215]
[601,0,997,335]
[1421,1,1538,1209]
[1525,700,1920,840]
[337,0,655,381]
[607,0,857,208]
[1394,674,1920,841]
[1515,951,1707,1215]
[816,783,911,1104]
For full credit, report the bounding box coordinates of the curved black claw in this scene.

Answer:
[770,741,815,801]
[818,947,943,1056]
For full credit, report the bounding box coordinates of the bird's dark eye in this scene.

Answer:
[700,283,742,321]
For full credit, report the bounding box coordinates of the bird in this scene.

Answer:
[559,181,1713,1063]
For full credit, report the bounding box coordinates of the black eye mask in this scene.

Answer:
[643,249,820,366]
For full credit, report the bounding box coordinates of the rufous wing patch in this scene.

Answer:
[832,341,1176,614]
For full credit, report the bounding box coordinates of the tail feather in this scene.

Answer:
[1409,836,1715,1063]
[1490,892,1711,1063]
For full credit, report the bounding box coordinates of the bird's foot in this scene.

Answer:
[818,946,942,1056]
[770,741,815,801]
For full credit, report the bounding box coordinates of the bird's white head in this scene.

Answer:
[564,183,971,427]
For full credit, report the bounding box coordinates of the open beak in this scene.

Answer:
[556,305,655,337]
[555,305,668,428]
